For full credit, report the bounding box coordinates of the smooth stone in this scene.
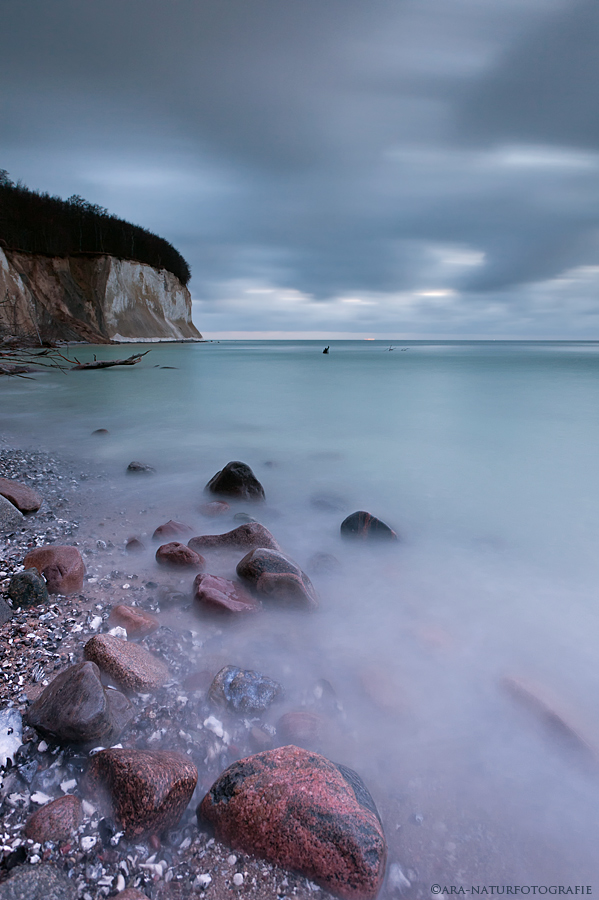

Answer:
[188,522,280,554]
[125,536,146,553]
[198,745,387,900]
[23,545,85,594]
[233,512,258,524]
[127,461,156,474]
[0,596,12,625]
[84,748,198,840]
[0,864,77,900]
[0,494,24,533]
[25,795,82,843]
[205,460,265,501]
[107,605,159,638]
[236,548,318,610]
[7,568,49,608]
[198,500,230,517]
[25,661,134,744]
[0,708,23,767]
[340,511,397,541]
[208,665,283,713]
[0,477,42,513]
[193,573,260,615]
[92,428,109,436]
[276,711,326,746]
[156,541,205,569]
[84,634,170,692]
[152,520,193,541]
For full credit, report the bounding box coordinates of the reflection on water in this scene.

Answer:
[3,339,599,884]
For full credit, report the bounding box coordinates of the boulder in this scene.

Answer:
[340,511,397,541]
[205,461,265,501]
[188,522,280,554]
[25,661,134,744]
[125,537,146,553]
[24,795,82,843]
[236,548,318,610]
[0,494,24,533]
[107,605,159,638]
[198,745,387,900]
[0,864,77,900]
[156,541,205,569]
[199,501,230,517]
[193,573,260,615]
[7,568,49,608]
[23,545,85,594]
[84,634,170,692]
[208,665,283,713]
[84,748,197,840]
[152,520,193,541]
[127,461,155,474]
[0,477,42,513]
[91,428,109,436]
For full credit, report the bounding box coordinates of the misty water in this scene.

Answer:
[3,339,599,887]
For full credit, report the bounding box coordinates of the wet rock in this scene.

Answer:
[205,460,265,501]
[84,634,170,692]
[340,511,397,541]
[152,520,193,541]
[188,522,280,554]
[108,605,159,638]
[0,494,24,533]
[233,512,258,524]
[198,745,387,900]
[236,548,318,610]
[24,794,82,843]
[92,428,109,436]
[84,748,198,840]
[0,864,77,900]
[208,665,283,713]
[193,573,260,615]
[156,585,188,608]
[156,541,205,569]
[127,461,156,474]
[0,597,12,625]
[125,536,146,553]
[25,661,134,744]
[277,711,326,747]
[7,568,49,608]
[0,476,42,513]
[199,500,230,517]
[0,708,22,767]
[23,544,85,594]
[307,552,341,575]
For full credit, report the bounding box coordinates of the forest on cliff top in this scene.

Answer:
[0,171,191,285]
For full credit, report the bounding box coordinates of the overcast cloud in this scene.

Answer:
[2,0,598,337]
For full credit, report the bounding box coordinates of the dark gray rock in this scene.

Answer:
[25,661,134,744]
[0,494,24,534]
[0,597,12,625]
[340,510,398,541]
[7,569,49,608]
[126,461,155,474]
[208,665,283,713]
[236,548,318,610]
[0,864,77,900]
[205,461,265,501]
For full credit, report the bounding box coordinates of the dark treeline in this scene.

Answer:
[0,171,191,285]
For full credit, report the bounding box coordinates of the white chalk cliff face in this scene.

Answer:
[0,248,201,343]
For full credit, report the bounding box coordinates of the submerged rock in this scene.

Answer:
[8,568,49,608]
[84,748,197,840]
[0,476,42,513]
[199,500,230,517]
[126,461,156,474]
[84,634,170,692]
[23,544,85,594]
[25,795,82,843]
[0,864,77,900]
[0,708,23,767]
[188,522,280,553]
[198,745,387,900]
[340,511,397,541]
[125,536,146,553]
[107,604,159,638]
[236,548,318,610]
[276,711,326,747]
[152,520,193,540]
[0,494,24,533]
[205,461,265,501]
[193,573,260,615]
[156,541,205,569]
[25,661,134,744]
[208,665,283,713]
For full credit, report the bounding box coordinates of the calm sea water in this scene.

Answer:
[3,339,599,885]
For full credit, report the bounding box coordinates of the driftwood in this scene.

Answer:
[70,350,151,370]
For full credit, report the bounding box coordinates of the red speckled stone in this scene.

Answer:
[156,542,205,569]
[188,523,280,554]
[152,520,193,540]
[84,748,197,840]
[198,745,387,900]
[84,634,169,692]
[236,548,318,610]
[193,573,260,615]
[108,605,159,638]
[0,477,42,513]
[25,795,82,843]
[23,545,85,594]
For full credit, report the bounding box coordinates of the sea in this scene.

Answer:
[2,339,599,887]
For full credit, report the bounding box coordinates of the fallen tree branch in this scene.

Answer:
[70,350,151,370]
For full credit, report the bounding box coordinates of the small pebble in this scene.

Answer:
[233,873,244,887]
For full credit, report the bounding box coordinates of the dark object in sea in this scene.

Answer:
[126,460,156,474]
[340,511,398,541]
[323,346,329,354]
[205,460,265,501]
[92,428,109,435]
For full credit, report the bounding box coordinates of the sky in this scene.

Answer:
[2,0,599,339]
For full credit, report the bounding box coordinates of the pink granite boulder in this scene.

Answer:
[236,548,318,610]
[198,745,386,900]
[25,795,82,843]
[188,522,280,554]
[156,542,205,569]
[152,520,193,541]
[193,573,260,615]
[0,477,42,513]
[23,545,85,594]
[84,634,170,692]
[199,501,230,517]
[107,604,160,638]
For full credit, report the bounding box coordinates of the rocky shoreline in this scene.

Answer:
[0,445,398,900]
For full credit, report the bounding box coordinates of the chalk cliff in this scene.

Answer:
[0,248,201,343]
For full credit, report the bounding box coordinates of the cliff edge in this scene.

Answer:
[0,248,202,344]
